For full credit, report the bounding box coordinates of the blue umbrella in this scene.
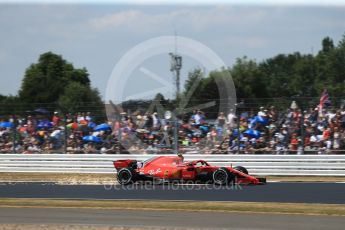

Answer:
[0,121,14,128]
[82,135,102,143]
[37,120,52,129]
[88,121,97,129]
[249,118,256,129]
[243,129,261,139]
[255,115,269,125]
[94,123,111,131]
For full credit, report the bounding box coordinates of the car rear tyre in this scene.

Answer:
[213,168,235,185]
[117,168,135,185]
[234,166,248,175]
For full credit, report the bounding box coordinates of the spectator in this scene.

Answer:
[194,110,205,126]
[227,109,236,129]
[1,102,344,154]
[216,112,227,128]
[52,112,60,126]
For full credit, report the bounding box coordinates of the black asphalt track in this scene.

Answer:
[0,182,344,204]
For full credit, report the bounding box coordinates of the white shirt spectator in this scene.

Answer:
[227,112,236,128]
[152,113,160,128]
[77,115,85,123]
[194,113,204,125]
[85,115,92,122]
[310,135,318,143]
[327,111,336,122]
[258,107,266,117]
[50,129,61,138]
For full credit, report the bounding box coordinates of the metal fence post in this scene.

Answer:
[64,113,67,154]
[236,103,242,155]
[118,113,123,154]
[300,109,305,155]
[12,125,16,153]
[173,119,179,155]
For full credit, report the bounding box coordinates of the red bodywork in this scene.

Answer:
[113,156,266,185]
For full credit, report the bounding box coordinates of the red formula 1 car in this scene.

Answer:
[113,156,266,185]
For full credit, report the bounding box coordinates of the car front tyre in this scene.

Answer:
[212,168,234,185]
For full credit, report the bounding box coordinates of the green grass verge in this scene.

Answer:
[0,198,345,216]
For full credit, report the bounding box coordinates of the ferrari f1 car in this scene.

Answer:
[113,156,266,185]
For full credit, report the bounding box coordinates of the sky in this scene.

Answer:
[1,1,345,101]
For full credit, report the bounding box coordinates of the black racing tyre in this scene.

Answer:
[234,166,248,175]
[117,168,135,185]
[212,168,235,185]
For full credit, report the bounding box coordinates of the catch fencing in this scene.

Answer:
[0,154,345,176]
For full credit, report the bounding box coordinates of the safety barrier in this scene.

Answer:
[0,154,345,176]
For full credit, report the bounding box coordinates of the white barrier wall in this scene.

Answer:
[0,154,345,176]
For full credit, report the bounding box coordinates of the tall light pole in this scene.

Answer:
[169,52,182,100]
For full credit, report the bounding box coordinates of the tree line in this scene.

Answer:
[0,35,344,118]
[182,35,345,114]
[0,52,104,119]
